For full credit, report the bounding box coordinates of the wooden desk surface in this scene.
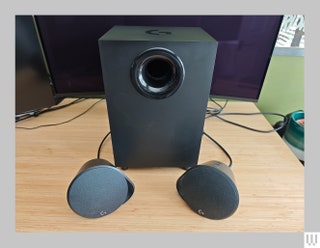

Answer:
[15,98,304,232]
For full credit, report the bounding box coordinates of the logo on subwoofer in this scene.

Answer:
[146,29,172,36]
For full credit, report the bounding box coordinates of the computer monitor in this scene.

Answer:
[34,15,283,101]
[15,15,57,115]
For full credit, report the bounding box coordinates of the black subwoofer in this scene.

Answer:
[99,26,218,168]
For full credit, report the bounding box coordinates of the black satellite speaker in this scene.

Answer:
[67,158,134,218]
[98,25,218,169]
[177,160,239,220]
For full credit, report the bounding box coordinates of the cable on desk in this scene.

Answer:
[37,98,86,115]
[96,130,233,168]
[97,131,111,159]
[204,99,288,167]
[206,97,228,116]
[213,112,288,133]
[15,98,86,123]
[203,131,233,168]
[16,98,104,130]
[95,130,233,168]
[206,99,288,134]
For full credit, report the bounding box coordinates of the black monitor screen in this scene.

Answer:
[35,15,283,101]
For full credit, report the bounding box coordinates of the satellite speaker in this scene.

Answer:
[67,158,134,218]
[98,25,218,169]
[176,160,239,220]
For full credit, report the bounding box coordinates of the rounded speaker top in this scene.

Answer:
[67,161,134,218]
[177,162,239,220]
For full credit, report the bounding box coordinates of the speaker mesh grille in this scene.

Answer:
[67,166,129,218]
[177,165,239,220]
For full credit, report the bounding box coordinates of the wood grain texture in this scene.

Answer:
[15,98,304,232]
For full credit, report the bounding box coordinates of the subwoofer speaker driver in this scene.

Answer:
[131,47,185,99]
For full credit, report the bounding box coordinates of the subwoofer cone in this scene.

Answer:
[131,48,185,99]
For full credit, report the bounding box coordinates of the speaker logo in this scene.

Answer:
[146,29,172,36]
[99,210,107,216]
[197,209,205,216]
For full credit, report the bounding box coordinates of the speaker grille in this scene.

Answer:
[67,166,129,218]
[177,165,239,220]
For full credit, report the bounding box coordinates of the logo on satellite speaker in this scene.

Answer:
[146,29,172,36]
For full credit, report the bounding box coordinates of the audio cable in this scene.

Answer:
[16,98,103,130]
[96,130,233,168]
[206,98,288,133]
